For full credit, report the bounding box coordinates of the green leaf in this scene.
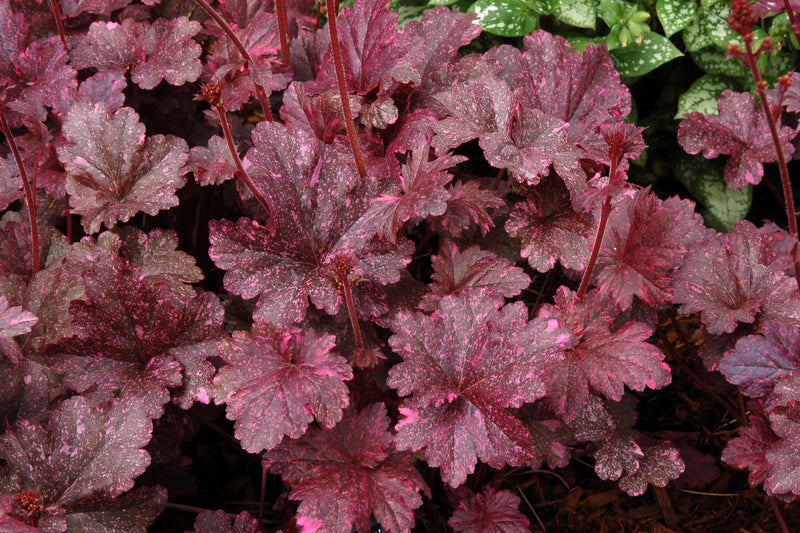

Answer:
[675,74,738,119]
[674,154,752,232]
[553,0,596,28]
[656,0,696,37]
[599,0,634,26]
[468,0,540,36]
[682,17,713,51]
[690,46,749,77]
[609,32,683,76]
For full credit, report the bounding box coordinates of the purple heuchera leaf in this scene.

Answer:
[0,294,37,363]
[185,135,239,186]
[69,19,146,74]
[448,487,530,533]
[428,180,504,238]
[57,102,189,234]
[594,187,707,309]
[505,173,593,273]
[536,287,671,419]
[617,442,685,496]
[188,509,260,533]
[673,220,800,335]
[387,289,570,486]
[719,321,800,398]
[213,321,352,453]
[44,258,224,418]
[262,403,429,533]
[677,90,796,189]
[0,397,152,512]
[130,16,202,90]
[420,239,530,311]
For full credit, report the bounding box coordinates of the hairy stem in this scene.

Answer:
[48,0,68,50]
[275,0,291,65]
[191,0,274,121]
[0,108,40,275]
[216,103,273,221]
[326,0,367,178]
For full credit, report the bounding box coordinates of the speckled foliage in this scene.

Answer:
[2,0,800,529]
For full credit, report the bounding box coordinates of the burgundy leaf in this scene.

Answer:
[719,321,800,398]
[130,16,202,90]
[213,321,352,453]
[505,173,593,273]
[420,239,530,311]
[536,287,671,419]
[57,103,189,234]
[69,19,146,74]
[448,487,530,533]
[428,180,504,238]
[188,509,260,533]
[44,259,224,418]
[185,135,239,186]
[594,433,644,482]
[263,403,428,533]
[594,187,707,309]
[62,485,167,532]
[0,295,36,363]
[617,442,685,496]
[0,397,152,509]
[722,405,780,490]
[387,290,570,486]
[677,90,796,189]
[673,220,800,335]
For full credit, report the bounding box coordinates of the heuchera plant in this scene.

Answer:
[0,0,798,530]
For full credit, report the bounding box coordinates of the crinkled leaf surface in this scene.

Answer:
[594,188,707,309]
[536,287,671,418]
[617,442,685,496]
[0,396,152,508]
[506,173,593,273]
[69,19,146,74]
[213,322,352,453]
[420,239,529,311]
[185,135,238,186]
[678,90,796,189]
[448,487,530,533]
[0,295,37,363]
[263,403,428,533]
[673,220,800,335]
[722,406,780,490]
[44,259,224,418]
[62,485,167,533]
[130,16,202,90]
[387,290,570,486]
[428,180,504,238]
[209,122,410,327]
[57,103,189,234]
[189,509,260,533]
[719,321,800,398]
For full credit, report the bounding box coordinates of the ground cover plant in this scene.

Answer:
[0,0,799,530]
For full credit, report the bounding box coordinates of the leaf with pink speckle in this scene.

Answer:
[69,19,146,74]
[0,295,37,363]
[188,509,260,533]
[387,290,570,486]
[213,321,352,453]
[448,487,530,533]
[57,102,189,234]
[678,90,796,189]
[263,403,429,533]
[130,16,202,90]
[617,442,685,496]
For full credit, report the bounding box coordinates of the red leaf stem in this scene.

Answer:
[577,195,611,300]
[0,107,39,275]
[342,279,364,350]
[326,0,367,178]
[275,0,290,65]
[216,103,273,221]
[191,0,274,121]
[48,0,67,50]
[782,0,800,46]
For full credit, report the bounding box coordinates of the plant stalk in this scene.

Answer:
[216,103,273,221]
[0,108,40,275]
[191,0,274,121]
[326,0,367,178]
[341,279,364,350]
[275,0,291,65]
[48,0,68,50]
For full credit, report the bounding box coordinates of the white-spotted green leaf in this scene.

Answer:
[610,32,683,77]
[656,0,696,37]
[682,17,713,51]
[468,0,540,36]
[674,154,752,232]
[598,0,633,26]
[691,47,749,77]
[675,74,738,119]
[553,0,596,28]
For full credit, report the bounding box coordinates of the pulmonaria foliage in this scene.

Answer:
[57,102,190,234]
[263,403,429,533]
[447,487,530,533]
[387,290,571,486]
[213,321,352,453]
[536,287,671,419]
[673,220,800,335]
[677,89,797,189]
